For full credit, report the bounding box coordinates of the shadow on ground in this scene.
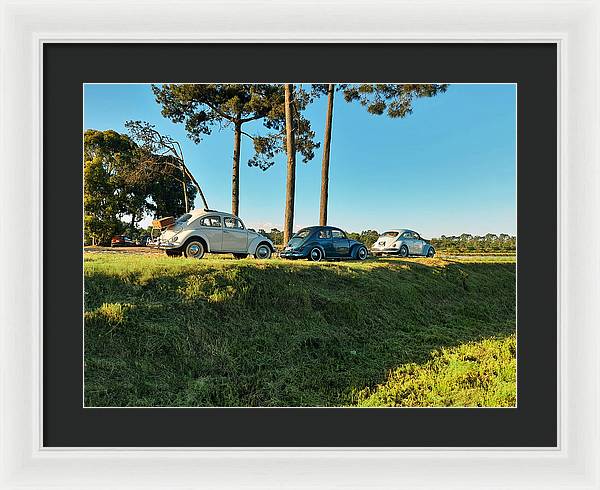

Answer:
[84,256,516,407]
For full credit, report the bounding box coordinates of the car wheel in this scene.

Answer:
[356,246,368,261]
[183,240,205,259]
[308,247,323,262]
[426,247,435,258]
[254,244,272,259]
[233,253,248,259]
[399,245,409,257]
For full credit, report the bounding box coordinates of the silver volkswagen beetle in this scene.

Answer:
[371,229,435,257]
[157,209,275,259]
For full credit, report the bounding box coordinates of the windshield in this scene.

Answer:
[381,231,399,238]
[287,228,312,248]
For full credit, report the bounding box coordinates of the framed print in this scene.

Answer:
[49,43,550,448]
[1,0,599,488]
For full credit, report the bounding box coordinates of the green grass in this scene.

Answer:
[353,335,516,407]
[84,254,516,407]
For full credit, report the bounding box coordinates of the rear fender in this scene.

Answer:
[423,243,434,256]
[247,235,274,254]
[178,230,211,252]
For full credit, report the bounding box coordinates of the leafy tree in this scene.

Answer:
[430,234,516,253]
[84,128,198,245]
[84,129,141,245]
[265,228,284,246]
[152,84,285,216]
[149,163,198,218]
[358,229,381,249]
[125,121,203,212]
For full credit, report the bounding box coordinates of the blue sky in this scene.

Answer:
[84,83,516,237]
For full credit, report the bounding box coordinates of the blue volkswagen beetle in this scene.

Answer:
[280,226,369,261]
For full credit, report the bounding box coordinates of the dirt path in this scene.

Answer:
[84,246,164,256]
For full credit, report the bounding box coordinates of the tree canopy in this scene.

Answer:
[84,129,196,245]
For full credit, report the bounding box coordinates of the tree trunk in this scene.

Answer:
[232,119,242,216]
[319,83,335,226]
[181,164,209,210]
[283,84,297,245]
[182,168,189,213]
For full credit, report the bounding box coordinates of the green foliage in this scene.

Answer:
[431,234,516,254]
[343,84,449,117]
[262,228,284,246]
[84,129,138,245]
[152,84,283,143]
[153,83,319,172]
[84,129,196,245]
[347,230,380,249]
[84,254,516,407]
[353,335,516,407]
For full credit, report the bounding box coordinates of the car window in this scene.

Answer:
[175,213,192,224]
[294,228,312,239]
[318,230,332,239]
[331,229,346,239]
[224,217,245,229]
[382,231,399,238]
[411,232,420,240]
[200,216,221,228]
[401,232,412,239]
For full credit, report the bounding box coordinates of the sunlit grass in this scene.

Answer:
[353,335,516,407]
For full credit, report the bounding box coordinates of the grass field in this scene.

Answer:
[84,253,516,407]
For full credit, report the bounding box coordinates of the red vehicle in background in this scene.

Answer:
[110,235,136,247]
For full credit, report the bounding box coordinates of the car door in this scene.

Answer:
[411,232,425,255]
[400,231,414,253]
[331,229,350,257]
[222,217,248,252]
[317,229,335,256]
[196,215,223,251]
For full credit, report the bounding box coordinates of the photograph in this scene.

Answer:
[83,82,517,408]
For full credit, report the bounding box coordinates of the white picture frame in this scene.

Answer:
[1,0,598,488]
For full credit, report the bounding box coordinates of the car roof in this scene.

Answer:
[189,209,238,219]
[298,225,345,232]
[381,229,415,234]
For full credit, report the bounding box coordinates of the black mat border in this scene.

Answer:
[44,43,557,447]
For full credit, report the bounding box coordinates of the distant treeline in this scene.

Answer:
[257,229,515,253]
[430,234,516,253]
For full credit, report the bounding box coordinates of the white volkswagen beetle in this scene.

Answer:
[157,209,275,259]
[371,229,435,257]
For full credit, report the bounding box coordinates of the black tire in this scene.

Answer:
[356,246,368,261]
[426,246,435,258]
[233,253,248,259]
[399,244,409,258]
[183,239,205,259]
[165,249,182,257]
[308,247,324,262]
[254,244,272,259]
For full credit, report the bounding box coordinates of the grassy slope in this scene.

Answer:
[84,254,516,407]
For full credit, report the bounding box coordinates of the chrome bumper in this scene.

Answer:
[371,247,400,254]
[157,241,180,250]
